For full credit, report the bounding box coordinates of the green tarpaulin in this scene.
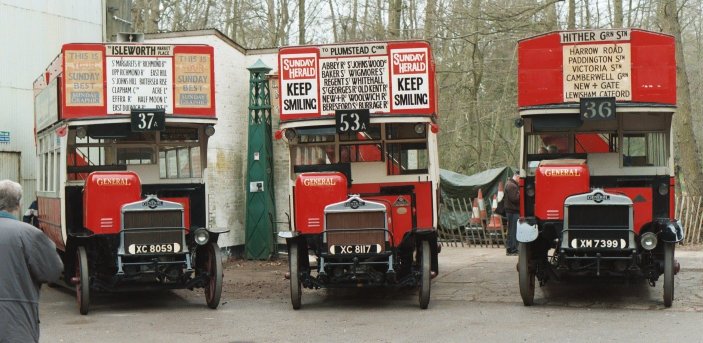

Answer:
[439,167,513,231]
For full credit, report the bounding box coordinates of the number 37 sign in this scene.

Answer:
[131,108,166,132]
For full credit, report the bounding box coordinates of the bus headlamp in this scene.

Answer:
[194,228,210,245]
[658,183,669,196]
[205,125,216,137]
[76,126,87,139]
[284,128,297,140]
[526,184,535,197]
[414,123,426,134]
[640,232,657,250]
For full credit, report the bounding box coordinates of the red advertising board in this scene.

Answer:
[278,41,437,121]
[518,29,676,108]
[34,43,215,127]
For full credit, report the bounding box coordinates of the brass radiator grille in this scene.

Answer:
[325,211,386,248]
[123,210,183,229]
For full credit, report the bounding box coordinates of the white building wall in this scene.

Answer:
[146,32,280,249]
[0,0,103,211]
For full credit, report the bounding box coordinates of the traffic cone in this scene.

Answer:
[470,198,481,224]
[478,189,487,220]
[491,194,498,211]
[487,215,501,229]
[497,181,504,202]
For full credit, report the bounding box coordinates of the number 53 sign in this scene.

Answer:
[335,109,370,133]
[580,97,616,121]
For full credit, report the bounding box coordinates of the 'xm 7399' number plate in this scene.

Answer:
[128,243,181,254]
[570,239,627,249]
[329,244,381,255]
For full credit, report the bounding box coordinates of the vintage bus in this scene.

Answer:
[32,42,224,314]
[515,29,683,307]
[277,41,440,309]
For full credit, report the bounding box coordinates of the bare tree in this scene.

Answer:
[568,0,576,29]
[659,0,703,197]
[424,0,436,40]
[388,0,402,38]
[613,0,623,27]
[299,0,306,44]
[329,0,339,42]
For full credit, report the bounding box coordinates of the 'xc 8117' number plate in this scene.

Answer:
[329,244,382,255]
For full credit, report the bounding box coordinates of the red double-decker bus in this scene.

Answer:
[277,41,440,309]
[33,42,224,314]
[515,29,683,307]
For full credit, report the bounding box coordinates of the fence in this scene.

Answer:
[438,197,506,248]
[439,195,703,247]
[676,195,703,245]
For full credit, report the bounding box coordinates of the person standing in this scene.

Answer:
[0,180,63,342]
[505,171,520,256]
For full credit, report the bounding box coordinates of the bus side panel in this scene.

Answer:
[38,196,64,250]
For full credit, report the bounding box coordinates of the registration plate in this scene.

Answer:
[329,244,382,255]
[570,238,627,249]
[127,243,181,254]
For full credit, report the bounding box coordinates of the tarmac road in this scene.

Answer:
[38,247,703,342]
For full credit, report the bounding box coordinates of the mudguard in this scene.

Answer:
[516,217,538,243]
[657,219,684,243]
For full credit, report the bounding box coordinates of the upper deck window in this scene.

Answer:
[623,132,667,167]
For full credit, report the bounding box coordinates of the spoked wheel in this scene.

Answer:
[518,242,535,306]
[663,242,675,307]
[418,240,431,309]
[203,242,223,309]
[289,242,302,310]
[75,246,90,315]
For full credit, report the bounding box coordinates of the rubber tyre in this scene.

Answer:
[204,242,223,309]
[76,246,90,315]
[663,242,675,307]
[518,242,535,306]
[289,242,302,310]
[419,240,431,309]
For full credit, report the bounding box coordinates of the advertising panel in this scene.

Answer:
[279,41,436,121]
[53,43,215,120]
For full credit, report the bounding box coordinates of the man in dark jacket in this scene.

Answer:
[505,171,520,255]
[0,180,63,342]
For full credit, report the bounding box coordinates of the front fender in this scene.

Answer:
[517,217,538,243]
[656,219,684,243]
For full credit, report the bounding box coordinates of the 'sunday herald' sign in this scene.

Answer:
[279,41,435,119]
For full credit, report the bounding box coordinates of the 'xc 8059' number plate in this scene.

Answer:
[128,243,181,254]
[570,239,627,249]
[329,244,382,255]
